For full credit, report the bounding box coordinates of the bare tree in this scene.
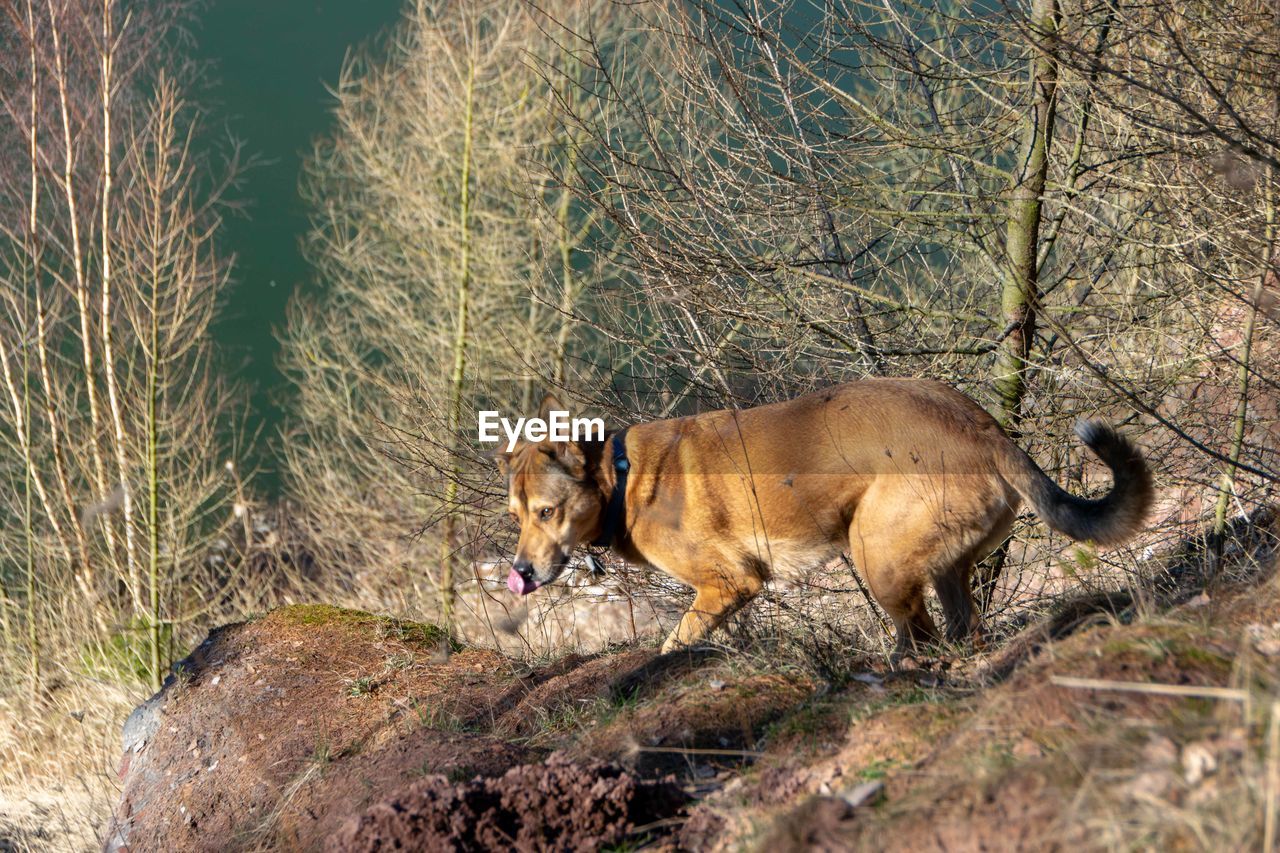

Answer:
[1047,0,1280,557]
[0,0,246,691]
[282,0,640,622]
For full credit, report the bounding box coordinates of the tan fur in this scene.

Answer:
[497,380,1153,661]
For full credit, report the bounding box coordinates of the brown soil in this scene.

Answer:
[327,752,687,852]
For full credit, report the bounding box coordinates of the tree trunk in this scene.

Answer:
[552,156,576,387]
[992,0,1060,435]
[440,55,477,627]
[1211,69,1278,575]
[978,0,1060,611]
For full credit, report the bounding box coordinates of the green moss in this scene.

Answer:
[272,604,377,627]
[845,684,949,726]
[380,618,457,651]
[1167,639,1232,673]
[858,758,906,781]
[1100,622,1234,680]
[270,604,460,651]
[1101,635,1171,661]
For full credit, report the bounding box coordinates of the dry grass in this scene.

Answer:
[1056,583,1280,850]
[0,670,138,851]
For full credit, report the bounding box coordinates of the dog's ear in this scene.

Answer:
[491,447,514,480]
[537,392,570,424]
[550,440,586,479]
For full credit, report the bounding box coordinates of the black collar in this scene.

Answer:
[591,429,630,548]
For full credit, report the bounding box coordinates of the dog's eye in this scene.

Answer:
[539,507,554,521]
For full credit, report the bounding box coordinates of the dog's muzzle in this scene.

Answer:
[507,553,570,596]
[508,558,540,596]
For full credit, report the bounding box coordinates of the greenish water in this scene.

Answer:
[195,0,403,492]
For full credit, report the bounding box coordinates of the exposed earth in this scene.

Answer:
[105,522,1279,851]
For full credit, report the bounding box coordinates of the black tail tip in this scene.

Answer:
[1073,419,1111,447]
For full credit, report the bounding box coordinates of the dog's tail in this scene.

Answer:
[995,420,1153,546]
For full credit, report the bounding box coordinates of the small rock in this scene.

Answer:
[1182,742,1217,785]
[1255,639,1280,657]
[1012,737,1043,760]
[1185,592,1211,608]
[1246,623,1280,656]
[851,673,883,686]
[841,779,884,808]
[708,679,726,690]
[210,675,220,686]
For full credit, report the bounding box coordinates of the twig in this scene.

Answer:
[1266,700,1280,851]
[1049,675,1248,702]
[634,745,763,757]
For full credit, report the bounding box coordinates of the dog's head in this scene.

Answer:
[495,394,604,595]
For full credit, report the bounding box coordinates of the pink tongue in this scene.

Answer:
[507,568,539,596]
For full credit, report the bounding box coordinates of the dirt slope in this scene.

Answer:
[103,606,808,851]
[107,556,1280,851]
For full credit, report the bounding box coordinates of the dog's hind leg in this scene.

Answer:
[933,562,978,643]
[876,579,940,664]
[934,508,1015,644]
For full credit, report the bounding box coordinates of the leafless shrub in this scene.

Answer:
[285,0,1278,658]
[0,0,255,816]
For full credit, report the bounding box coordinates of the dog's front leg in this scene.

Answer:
[660,576,762,653]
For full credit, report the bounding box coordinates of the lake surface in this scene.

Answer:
[195,0,403,492]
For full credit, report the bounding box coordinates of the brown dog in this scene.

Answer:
[495,379,1152,660]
